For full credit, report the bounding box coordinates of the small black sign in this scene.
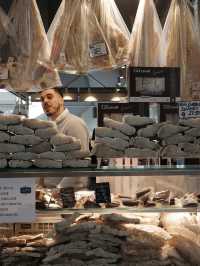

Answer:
[97,102,149,126]
[95,182,111,204]
[20,186,31,194]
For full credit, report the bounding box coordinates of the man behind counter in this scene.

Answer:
[40,87,90,189]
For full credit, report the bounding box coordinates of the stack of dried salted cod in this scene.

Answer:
[162,0,200,100]
[128,0,162,67]
[48,0,130,74]
[7,0,61,92]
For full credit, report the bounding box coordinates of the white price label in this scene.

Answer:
[0,178,35,223]
[0,66,8,80]
[89,42,107,58]
[179,101,200,119]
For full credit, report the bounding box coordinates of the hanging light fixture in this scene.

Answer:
[84,88,97,102]
[64,88,73,100]
[64,95,73,100]
[111,95,121,102]
[84,95,97,102]
[111,87,120,102]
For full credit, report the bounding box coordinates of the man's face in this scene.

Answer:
[40,88,64,119]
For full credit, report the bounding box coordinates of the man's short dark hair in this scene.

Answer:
[54,87,64,98]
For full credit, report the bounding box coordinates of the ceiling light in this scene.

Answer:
[64,95,73,100]
[111,96,121,102]
[84,95,97,102]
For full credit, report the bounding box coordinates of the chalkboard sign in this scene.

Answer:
[98,102,149,126]
[95,182,111,204]
[179,101,200,119]
[128,67,180,103]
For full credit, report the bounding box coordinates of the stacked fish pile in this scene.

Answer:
[92,115,200,159]
[1,212,200,265]
[0,233,51,266]
[0,114,90,168]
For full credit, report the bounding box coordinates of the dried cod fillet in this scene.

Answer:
[64,150,90,160]
[48,0,129,73]
[34,159,62,168]
[162,133,194,145]
[10,135,42,146]
[103,117,135,136]
[22,118,55,129]
[137,123,161,138]
[50,133,76,145]
[91,143,124,158]
[0,124,7,131]
[95,137,129,151]
[0,153,10,159]
[0,131,10,142]
[0,143,25,153]
[0,159,7,168]
[100,213,140,224]
[185,127,200,137]
[125,148,159,158]
[62,159,90,168]
[95,127,129,140]
[131,137,160,150]
[162,0,200,100]
[161,145,187,158]
[122,224,171,247]
[0,6,17,63]
[9,160,32,168]
[10,152,37,161]
[8,125,34,135]
[157,124,187,139]
[35,127,58,139]
[178,142,200,154]
[123,115,154,127]
[54,141,81,152]
[169,233,200,266]
[91,0,130,67]
[8,0,60,92]
[39,151,65,161]
[0,114,22,125]
[179,118,200,127]
[128,0,162,67]
[26,141,52,154]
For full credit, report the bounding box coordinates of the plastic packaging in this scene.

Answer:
[8,0,61,92]
[0,7,17,64]
[128,0,162,67]
[48,0,130,74]
[162,0,200,100]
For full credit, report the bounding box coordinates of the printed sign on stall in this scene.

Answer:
[179,101,200,119]
[0,178,35,223]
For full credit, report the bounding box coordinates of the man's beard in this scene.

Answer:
[46,112,53,117]
[45,105,62,118]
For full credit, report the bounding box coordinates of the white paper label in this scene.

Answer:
[0,178,35,223]
[130,97,181,103]
[89,42,107,58]
[179,101,200,119]
[0,66,8,80]
[191,82,200,100]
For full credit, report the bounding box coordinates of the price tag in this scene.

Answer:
[0,65,8,80]
[0,178,35,223]
[179,101,200,119]
[95,182,111,203]
[89,42,107,58]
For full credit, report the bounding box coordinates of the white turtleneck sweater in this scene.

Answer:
[44,108,90,189]
[55,108,89,151]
